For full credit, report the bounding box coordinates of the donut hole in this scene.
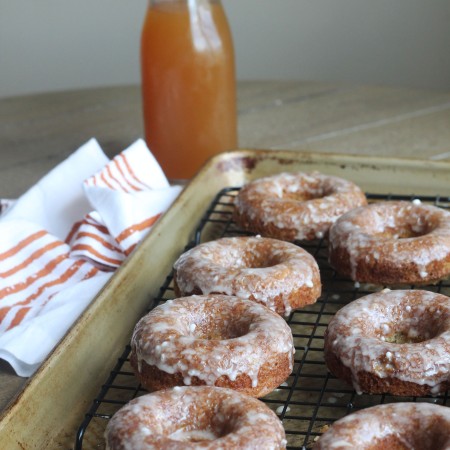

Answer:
[363,206,437,240]
[281,190,321,202]
[372,216,435,239]
[167,411,231,442]
[280,183,334,202]
[167,398,245,442]
[374,223,432,240]
[242,248,284,269]
[168,427,219,442]
[187,313,252,341]
[383,330,426,344]
[377,307,443,343]
[219,243,284,269]
[202,243,283,269]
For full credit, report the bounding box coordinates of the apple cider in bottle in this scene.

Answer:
[141,0,237,180]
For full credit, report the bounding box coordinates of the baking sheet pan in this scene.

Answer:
[0,149,449,449]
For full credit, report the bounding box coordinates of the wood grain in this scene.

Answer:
[1,81,449,199]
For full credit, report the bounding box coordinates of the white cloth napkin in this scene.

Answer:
[0,138,182,376]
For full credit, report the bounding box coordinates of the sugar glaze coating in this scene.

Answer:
[324,289,450,396]
[173,236,321,317]
[314,402,450,449]
[233,171,367,241]
[105,386,287,450]
[131,295,294,397]
[329,200,450,285]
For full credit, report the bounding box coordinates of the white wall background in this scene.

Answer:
[1,0,450,98]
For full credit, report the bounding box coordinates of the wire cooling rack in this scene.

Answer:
[75,188,450,449]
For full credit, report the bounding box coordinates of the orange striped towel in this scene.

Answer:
[0,139,181,376]
[69,139,181,268]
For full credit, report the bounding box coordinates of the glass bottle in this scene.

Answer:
[141,0,237,180]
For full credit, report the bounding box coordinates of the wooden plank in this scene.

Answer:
[299,107,450,159]
[1,82,450,198]
[239,85,450,159]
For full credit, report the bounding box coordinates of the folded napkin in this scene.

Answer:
[0,139,182,376]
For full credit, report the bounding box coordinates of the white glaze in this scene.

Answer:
[325,290,450,393]
[329,201,450,283]
[173,236,321,316]
[131,295,294,389]
[234,171,367,241]
[105,386,287,450]
[315,402,450,449]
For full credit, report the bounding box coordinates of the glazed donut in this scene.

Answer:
[233,171,367,241]
[130,295,294,397]
[314,402,450,449]
[173,236,321,316]
[329,200,450,285]
[324,289,450,396]
[105,386,287,450]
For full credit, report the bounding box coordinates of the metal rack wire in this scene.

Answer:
[75,188,450,449]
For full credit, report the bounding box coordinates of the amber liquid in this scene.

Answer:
[141,0,237,179]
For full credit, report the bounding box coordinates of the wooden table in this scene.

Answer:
[1,80,450,200]
[0,80,449,446]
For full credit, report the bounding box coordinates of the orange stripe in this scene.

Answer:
[67,216,111,244]
[6,263,102,330]
[100,172,115,190]
[114,156,142,192]
[121,153,150,189]
[85,212,100,225]
[3,259,87,328]
[7,307,31,329]
[74,231,122,253]
[0,241,65,278]
[0,253,68,300]
[124,243,137,256]
[41,264,100,306]
[116,214,160,244]
[82,266,100,280]
[119,153,152,190]
[0,230,47,260]
[71,244,123,266]
[106,163,129,193]
[82,219,109,235]
[65,220,83,244]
